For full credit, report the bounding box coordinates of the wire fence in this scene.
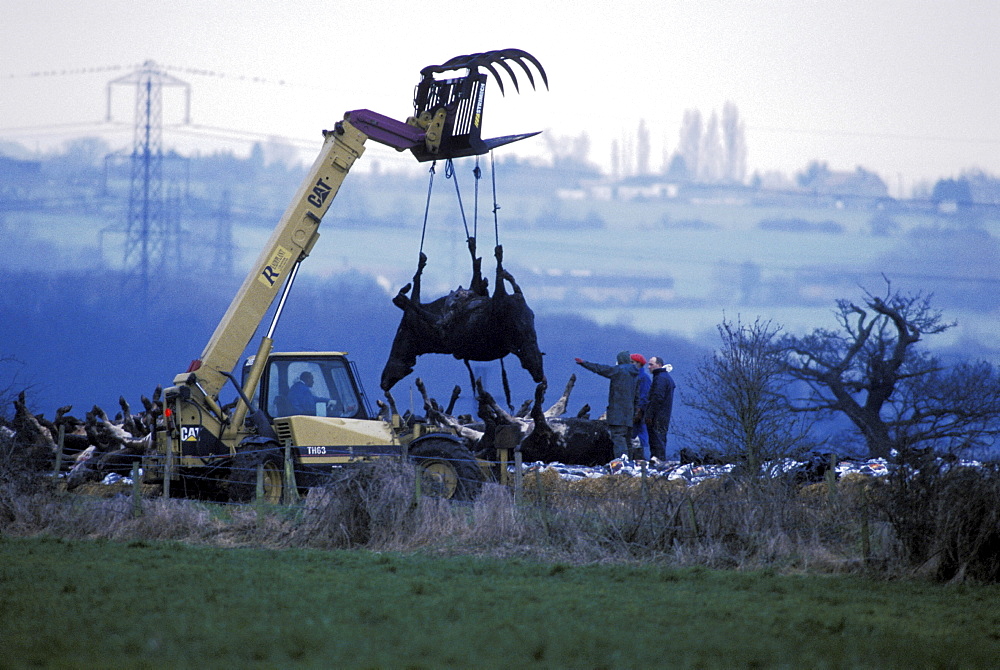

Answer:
[40,441,880,550]
[6,422,998,581]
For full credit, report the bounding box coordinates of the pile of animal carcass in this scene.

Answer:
[410,373,614,467]
[3,382,952,498]
[1,390,160,493]
[0,374,619,495]
[0,366,612,486]
[398,374,913,489]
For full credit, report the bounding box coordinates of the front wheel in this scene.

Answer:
[409,439,483,501]
[228,446,285,504]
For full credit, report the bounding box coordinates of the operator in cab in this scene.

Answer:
[287,371,329,415]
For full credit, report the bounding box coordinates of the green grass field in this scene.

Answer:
[3,536,998,668]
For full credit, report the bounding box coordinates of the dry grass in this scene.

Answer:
[2,457,998,582]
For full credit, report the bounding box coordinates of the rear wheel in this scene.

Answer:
[228,446,285,504]
[409,439,483,501]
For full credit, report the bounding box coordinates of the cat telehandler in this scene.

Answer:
[142,50,547,502]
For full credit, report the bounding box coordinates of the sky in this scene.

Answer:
[2,0,999,194]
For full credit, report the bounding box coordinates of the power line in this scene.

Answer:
[157,64,334,92]
[3,61,334,94]
[7,62,999,148]
[169,123,322,150]
[2,64,138,79]
[0,120,114,133]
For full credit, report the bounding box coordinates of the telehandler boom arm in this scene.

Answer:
[178,118,369,400]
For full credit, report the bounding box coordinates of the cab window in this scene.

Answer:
[268,358,362,419]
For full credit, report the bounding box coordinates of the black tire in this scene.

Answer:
[228,445,285,504]
[409,439,483,501]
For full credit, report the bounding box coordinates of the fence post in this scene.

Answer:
[283,443,299,505]
[860,484,872,563]
[414,461,422,503]
[685,495,699,538]
[255,463,265,518]
[641,460,649,502]
[513,449,523,505]
[825,451,838,504]
[534,468,549,531]
[163,437,173,499]
[131,460,143,518]
[53,423,65,481]
[499,447,509,487]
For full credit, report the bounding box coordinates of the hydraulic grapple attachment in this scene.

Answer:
[408,48,548,161]
[345,48,547,161]
[417,49,549,98]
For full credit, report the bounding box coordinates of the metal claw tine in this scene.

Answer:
[506,56,537,91]
[493,59,521,93]
[487,49,547,91]
[480,61,506,95]
[514,50,549,90]
[419,49,548,93]
[472,51,521,94]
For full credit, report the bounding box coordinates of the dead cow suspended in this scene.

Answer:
[380,244,545,393]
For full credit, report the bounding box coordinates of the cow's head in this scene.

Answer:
[506,298,545,384]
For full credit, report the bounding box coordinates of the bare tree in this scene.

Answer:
[621,130,634,177]
[698,111,723,183]
[677,109,702,181]
[891,360,1000,457]
[721,101,747,184]
[683,317,814,472]
[636,119,650,176]
[780,282,1000,458]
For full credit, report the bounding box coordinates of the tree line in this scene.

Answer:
[684,279,1000,466]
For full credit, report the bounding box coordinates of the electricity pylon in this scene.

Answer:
[107,61,190,297]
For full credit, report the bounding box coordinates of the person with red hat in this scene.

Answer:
[630,353,652,459]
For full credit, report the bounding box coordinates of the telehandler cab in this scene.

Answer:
[144,50,547,502]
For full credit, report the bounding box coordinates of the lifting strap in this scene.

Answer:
[415,153,516,411]
[418,161,436,258]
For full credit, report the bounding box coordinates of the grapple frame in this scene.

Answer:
[409,49,547,161]
[346,48,547,162]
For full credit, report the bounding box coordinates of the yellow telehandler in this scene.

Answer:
[144,50,547,502]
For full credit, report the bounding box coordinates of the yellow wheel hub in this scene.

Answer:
[419,460,458,498]
[260,461,284,504]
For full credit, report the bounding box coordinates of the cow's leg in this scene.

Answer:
[463,359,477,398]
[499,268,524,296]
[391,283,413,310]
[411,251,427,302]
[490,244,525,297]
[467,238,489,296]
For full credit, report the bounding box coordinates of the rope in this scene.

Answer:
[445,159,472,243]
[418,161,436,257]
[490,151,501,247]
[473,157,481,242]
[490,150,513,409]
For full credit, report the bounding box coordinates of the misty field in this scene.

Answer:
[3,535,999,669]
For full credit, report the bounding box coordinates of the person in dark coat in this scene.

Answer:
[575,350,640,459]
[287,371,329,416]
[631,353,652,459]
[645,356,676,460]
